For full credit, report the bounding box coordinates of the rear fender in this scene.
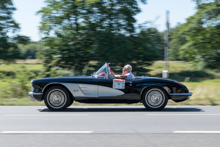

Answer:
[140,85,171,99]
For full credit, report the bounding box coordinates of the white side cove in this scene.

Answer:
[98,85,124,97]
[60,83,124,97]
[79,84,98,97]
[60,83,85,97]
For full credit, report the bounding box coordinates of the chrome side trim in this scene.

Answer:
[169,92,193,96]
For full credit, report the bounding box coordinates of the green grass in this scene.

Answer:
[148,61,196,76]
[168,79,220,105]
[148,61,220,82]
[0,60,220,105]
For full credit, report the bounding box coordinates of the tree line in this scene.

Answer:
[0,0,220,76]
[169,0,220,70]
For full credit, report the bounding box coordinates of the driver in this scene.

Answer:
[107,63,134,79]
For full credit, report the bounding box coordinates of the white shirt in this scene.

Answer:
[125,72,134,79]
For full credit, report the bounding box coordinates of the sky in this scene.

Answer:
[12,0,197,42]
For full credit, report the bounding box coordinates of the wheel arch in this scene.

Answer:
[41,83,74,100]
[140,85,171,100]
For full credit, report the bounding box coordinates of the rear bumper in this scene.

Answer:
[28,92,43,102]
[169,92,193,102]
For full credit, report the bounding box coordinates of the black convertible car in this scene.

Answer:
[28,63,193,111]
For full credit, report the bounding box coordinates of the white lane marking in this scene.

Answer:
[0,131,93,134]
[145,114,220,116]
[1,114,89,117]
[174,131,220,134]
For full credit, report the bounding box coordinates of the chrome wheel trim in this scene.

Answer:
[47,89,67,109]
[145,88,165,108]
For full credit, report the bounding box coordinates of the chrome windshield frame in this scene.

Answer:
[93,63,112,79]
[105,63,113,79]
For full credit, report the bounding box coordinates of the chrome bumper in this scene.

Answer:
[28,92,43,101]
[169,92,193,102]
[169,92,193,96]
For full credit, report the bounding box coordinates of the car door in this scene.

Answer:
[98,77,133,100]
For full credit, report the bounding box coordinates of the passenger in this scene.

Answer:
[108,63,134,79]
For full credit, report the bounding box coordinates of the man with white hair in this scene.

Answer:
[108,63,134,79]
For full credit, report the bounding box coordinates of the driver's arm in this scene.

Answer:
[107,63,116,76]
[113,75,127,79]
[110,70,116,76]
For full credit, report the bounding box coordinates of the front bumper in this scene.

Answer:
[169,92,193,102]
[28,92,43,102]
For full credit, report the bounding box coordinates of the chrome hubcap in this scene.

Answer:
[48,90,66,108]
[145,89,164,107]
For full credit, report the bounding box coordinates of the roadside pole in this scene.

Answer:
[163,10,170,79]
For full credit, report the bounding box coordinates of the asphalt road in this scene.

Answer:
[0,106,219,147]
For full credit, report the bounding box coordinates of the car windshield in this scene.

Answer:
[94,64,107,77]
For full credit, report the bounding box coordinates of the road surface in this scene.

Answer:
[0,106,219,147]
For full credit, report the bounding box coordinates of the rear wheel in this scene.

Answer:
[44,86,71,111]
[142,87,168,111]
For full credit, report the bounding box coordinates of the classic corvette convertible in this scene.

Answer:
[28,63,193,111]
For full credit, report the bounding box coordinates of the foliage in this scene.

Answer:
[169,23,187,60]
[0,37,22,62]
[131,29,161,75]
[178,0,220,69]
[148,29,164,60]
[37,0,163,76]
[0,0,19,35]
[13,35,31,45]
[0,0,21,62]
[90,28,160,75]
[18,42,45,59]
[199,49,220,69]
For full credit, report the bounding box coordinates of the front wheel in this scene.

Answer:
[44,86,71,111]
[142,87,168,111]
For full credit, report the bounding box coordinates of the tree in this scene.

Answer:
[131,28,160,75]
[13,35,31,45]
[18,42,45,59]
[178,0,220,69]
[37,0,97,73]
[169,23,187,60]
[0,0,21,62]
[38,0,156,75]
[0,37,21,61]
